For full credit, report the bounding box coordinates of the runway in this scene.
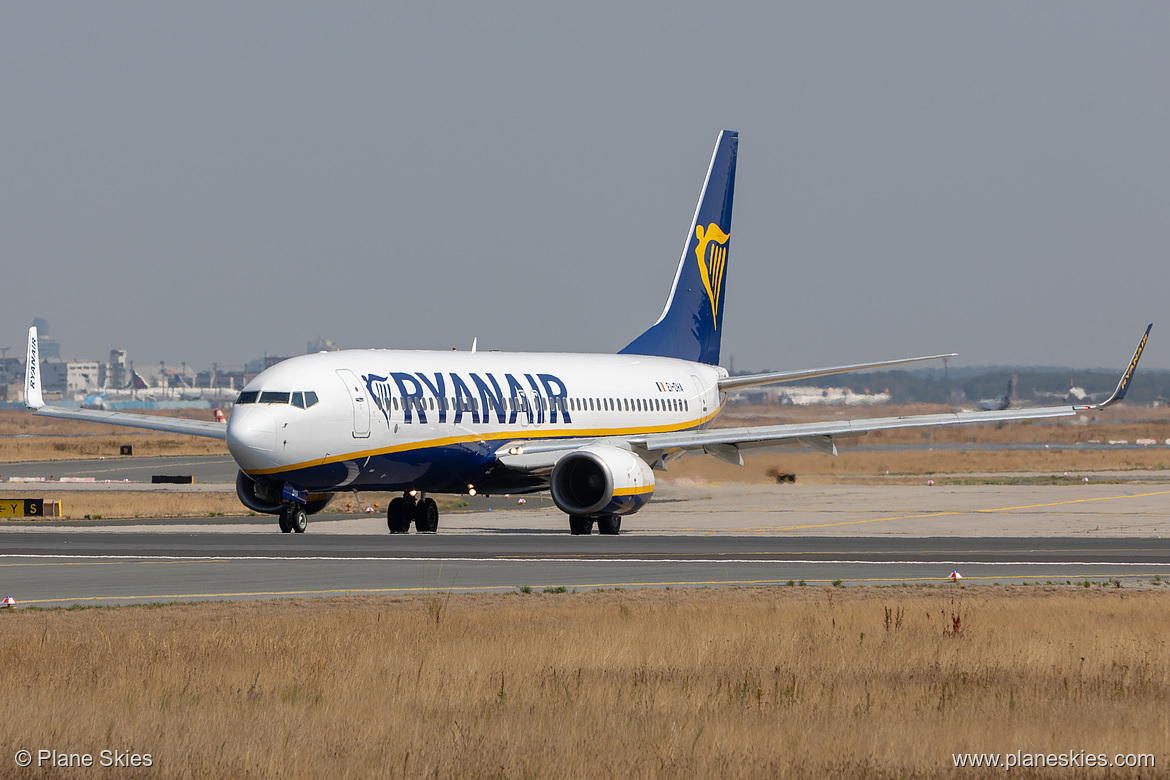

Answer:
[3,531,1169,606]
[3,459,1170,605]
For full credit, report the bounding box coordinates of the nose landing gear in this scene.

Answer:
[278,503,308,534]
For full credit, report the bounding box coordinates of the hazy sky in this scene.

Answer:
[2,3,1167,373]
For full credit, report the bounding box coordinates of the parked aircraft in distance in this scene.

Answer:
[975,373,1018,411]
[24,131,1152,534]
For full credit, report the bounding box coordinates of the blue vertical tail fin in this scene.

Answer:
[620,130,738,366]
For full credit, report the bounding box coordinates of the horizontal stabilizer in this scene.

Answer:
[719,353,957,392]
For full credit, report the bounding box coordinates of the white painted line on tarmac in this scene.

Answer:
[0,554,1168,567]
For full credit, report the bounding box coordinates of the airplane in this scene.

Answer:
[23,130,1153,535]
[975,373,1018,411]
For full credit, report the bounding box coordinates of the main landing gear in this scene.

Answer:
[278,503,308,534]
[569,515,621,535]
[387,492,440,534]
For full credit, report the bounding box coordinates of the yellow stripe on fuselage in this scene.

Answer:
[243,404,725,477]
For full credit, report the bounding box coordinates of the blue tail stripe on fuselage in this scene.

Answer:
[619,130,738,366]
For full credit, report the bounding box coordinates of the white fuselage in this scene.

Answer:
[226,349,726,494]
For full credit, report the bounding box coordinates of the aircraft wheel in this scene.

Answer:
[569,516,594,535]
[414,498,439,533]
[289,506,308,534]
[387,498,410,534]
[597,515,621,535]
[278,512,293,533]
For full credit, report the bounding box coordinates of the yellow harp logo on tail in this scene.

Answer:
[695,223,730,329]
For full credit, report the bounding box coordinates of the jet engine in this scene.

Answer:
[235,471,332,515]
[235,471,283,514]
[549,444,654,517]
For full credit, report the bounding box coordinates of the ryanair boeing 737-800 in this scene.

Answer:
[24,131,1151,534]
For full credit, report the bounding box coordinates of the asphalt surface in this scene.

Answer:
[0,455,238,484]
[3,456,1170,606]
[2,531,1168,607]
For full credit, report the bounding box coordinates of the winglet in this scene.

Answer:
[1085,324,1152,410]
[24,326,44,409]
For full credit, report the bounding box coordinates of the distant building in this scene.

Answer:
[108,349,128,389]
[31,317,60,360]
[307,336,338,353]
[64,362,101,396]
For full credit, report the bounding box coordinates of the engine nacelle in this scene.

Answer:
[549,444,655,517]
[236,471,283,514]
[235,471,333,516]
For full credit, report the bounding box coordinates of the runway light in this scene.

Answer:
[927,479,934,486]
[468,484,477,496]
[409,490,418,497]
[518,498,526,505]
[2,596,16,609]
[949,571,963,582]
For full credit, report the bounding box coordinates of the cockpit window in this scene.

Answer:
[242,390,318,407]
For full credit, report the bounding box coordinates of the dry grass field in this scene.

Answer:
[0,410,226,462]
[2,587,1167,778]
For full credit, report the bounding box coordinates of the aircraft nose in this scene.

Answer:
[226,407,279,469]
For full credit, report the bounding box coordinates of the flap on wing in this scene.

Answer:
[33,406,228,440]
[631,405,1077,454]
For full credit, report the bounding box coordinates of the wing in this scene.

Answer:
[498,325,1152,472]
[31,405,228,440]
[496,405,1075,471]
[23,326,227,440]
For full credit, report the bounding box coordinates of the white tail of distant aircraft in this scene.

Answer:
[24,131,1152,534]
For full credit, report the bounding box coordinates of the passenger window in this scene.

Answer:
[259,391,290,404]
[304,391,319,408]
[236,391,259,405]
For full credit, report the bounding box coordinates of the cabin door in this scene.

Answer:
[336,369,371,438]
